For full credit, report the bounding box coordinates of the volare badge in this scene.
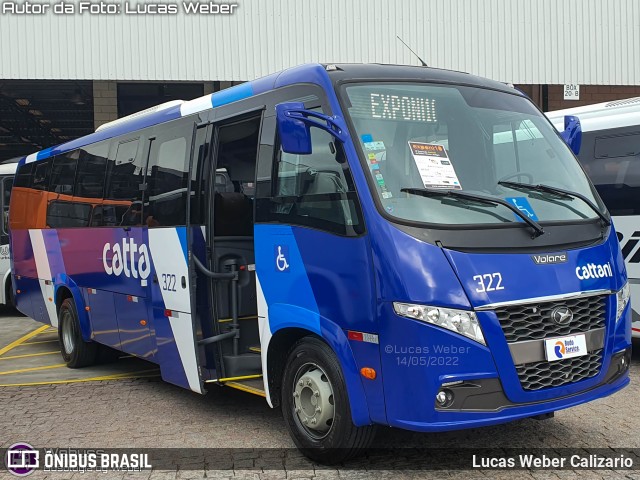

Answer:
[531,252,568,264]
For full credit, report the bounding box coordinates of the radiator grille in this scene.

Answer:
[516,349,603,391]
[494,295,606,343]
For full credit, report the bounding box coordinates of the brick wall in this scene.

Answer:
[93,81,118,130]
[546,85,640,111]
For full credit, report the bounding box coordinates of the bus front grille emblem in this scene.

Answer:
[551,306,573,325]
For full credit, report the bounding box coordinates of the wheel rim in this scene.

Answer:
[61,312,75,355]
[292,363,335,440]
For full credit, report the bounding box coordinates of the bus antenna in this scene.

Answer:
[397,36,428,67]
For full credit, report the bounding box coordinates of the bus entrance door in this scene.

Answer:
[196,114,262,389]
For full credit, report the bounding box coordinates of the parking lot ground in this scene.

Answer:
[0,313,159,387]
[1,310,639,479]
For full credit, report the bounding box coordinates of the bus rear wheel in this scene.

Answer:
[58,297,97,368]
[281,337,376,464]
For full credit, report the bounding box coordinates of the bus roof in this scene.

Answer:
[0,162,17,175]
[546,96,640,133]
[18,63,519,167]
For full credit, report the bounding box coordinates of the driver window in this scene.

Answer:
[273,126,363,236]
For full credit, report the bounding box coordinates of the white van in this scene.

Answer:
[547,98,640,337]
[0,161,17,307]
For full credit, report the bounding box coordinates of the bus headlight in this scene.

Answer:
[616,281,630,322]
[393,302,486,345]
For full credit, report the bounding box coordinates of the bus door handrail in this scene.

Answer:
[193,255,238,280]
[192,254,241,355]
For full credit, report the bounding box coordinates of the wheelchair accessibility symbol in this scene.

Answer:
[505,196,539,222]
[275,245,290,272]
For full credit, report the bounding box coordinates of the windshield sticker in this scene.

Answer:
[408,142,462,190]
[364,141,386,151]
[382,191,393,199]
[361,134,374,143]
[505,197,539,222]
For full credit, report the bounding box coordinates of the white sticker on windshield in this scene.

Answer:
[364,141,386,151]
[408,142,462,190]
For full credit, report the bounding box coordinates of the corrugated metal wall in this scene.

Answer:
[1,0,638,84]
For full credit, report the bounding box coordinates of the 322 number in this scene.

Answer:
[162,273,177,292]
[473,273,504,293]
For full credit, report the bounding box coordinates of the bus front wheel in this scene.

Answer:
[58,298,97,368]
[281,337,376,464]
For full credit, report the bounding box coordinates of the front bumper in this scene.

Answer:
[372,300,631,432]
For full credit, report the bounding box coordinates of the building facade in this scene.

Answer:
[1,0,639,158]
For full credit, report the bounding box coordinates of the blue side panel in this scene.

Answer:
[212,83,254,107]
[273,64,342,113]
[249,72,280,95]
[114,293,155,359]
[370,222,472,309]
[14,276,37,320]
[151,307,190,388]
[255,223,378,425]
[254,224,321,333]
[27,284,49,325]
[87,289,120,349]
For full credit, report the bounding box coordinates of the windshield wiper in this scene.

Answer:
[498,180,611,226]
[401,187,545,238]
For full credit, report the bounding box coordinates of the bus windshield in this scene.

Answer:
[341,83,605,226]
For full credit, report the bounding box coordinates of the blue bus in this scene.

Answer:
[9,64,631,463]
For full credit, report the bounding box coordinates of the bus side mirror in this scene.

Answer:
[276,102,348,155]
[560,115,582,155]
[276,102,312,154]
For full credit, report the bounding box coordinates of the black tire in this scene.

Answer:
[281,336,376,464]
[58,297,97,368]
[6,280,15,309]
[5,276,20,313]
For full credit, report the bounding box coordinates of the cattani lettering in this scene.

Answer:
[575,262,613,280]
[103,239,151,281]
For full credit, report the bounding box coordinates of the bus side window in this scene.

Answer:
[13,162,33,189]
[582,131,640,215]
[50,152,79,195]
[47,151,90,228]
[77,142,109,200]
[146,123,191,227]
[32,160,51,191]
[46,201,92,229]
[105,138,144,226]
